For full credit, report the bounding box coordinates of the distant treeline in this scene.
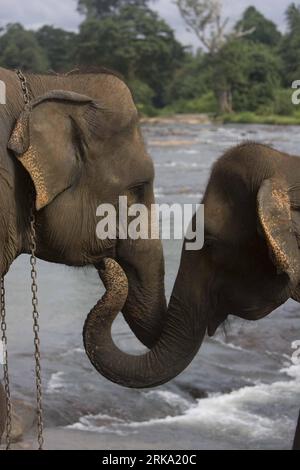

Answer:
[1,0,300,119]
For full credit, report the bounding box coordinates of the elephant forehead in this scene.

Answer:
[205,203,232,236]
[204,196,251,243]
[92,76,138,127]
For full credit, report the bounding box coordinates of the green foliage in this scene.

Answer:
[280,3,300,86]
[275,88,293,115]
[77,0,153,18]
[164,92,217,114]
[76,5,184,107]
[222,112,300,126]
[128,79,156,115]
[211,40,281,112]
[0,1,299,122]
[286,2,300,31]
[35,26,77,72]
[235,6,282,47]
[0,23,49,72]
[164,52,211,103]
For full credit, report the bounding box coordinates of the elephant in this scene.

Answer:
[84,142,300,448]
[0,64,298,447]
[0,65,168,439]
[85,141,300,386]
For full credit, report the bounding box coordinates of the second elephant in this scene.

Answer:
[86,142,300,388]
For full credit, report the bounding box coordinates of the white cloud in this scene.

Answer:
[0,0,81,31]
[0,0,293,47]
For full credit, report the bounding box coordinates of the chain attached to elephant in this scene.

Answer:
[0,70,44,451]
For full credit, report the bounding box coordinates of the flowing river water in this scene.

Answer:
[3,121,300,450]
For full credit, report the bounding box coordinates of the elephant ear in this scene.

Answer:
[257,178,300,288]
[8,90,94,210]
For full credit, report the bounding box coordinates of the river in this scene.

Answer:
[4,121,300,450]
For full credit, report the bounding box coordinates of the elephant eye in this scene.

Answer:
[204,236,218,249]
[204,239,213,249]
[129,183,147,200]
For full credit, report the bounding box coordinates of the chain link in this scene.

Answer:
[29,203,44,450]
[16,69,31,105]
[17,69,44,450]
[0,278,12,450]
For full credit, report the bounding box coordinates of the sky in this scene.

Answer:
[0,0,294,47]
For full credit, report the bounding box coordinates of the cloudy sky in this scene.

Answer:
[0,0,294,47]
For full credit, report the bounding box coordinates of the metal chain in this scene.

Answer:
[0,69,30,451]
[0,278,12,450]
[16,69,31,105]
[16,69,44,450]
[29,203,44,450]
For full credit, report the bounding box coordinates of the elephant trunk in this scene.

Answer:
[83,258,207,388]
[117,238,167,349]
[120,256,167,349]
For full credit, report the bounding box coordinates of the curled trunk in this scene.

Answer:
[117,240,167,349]
[83,258,207,388]
[120,263,167,349]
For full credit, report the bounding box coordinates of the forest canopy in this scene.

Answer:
[0,0,299,121]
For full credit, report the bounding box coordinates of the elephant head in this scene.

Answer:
[82,142,300,388]
[7,73,166,350]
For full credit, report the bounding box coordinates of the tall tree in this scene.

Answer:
[175,0,254,112]
[286,2,300,31]
[77,0,155,18]
[235,6,281,47]
[280,3,300,85]
[77,4,184,107]
[175,0,254,55]
[35,26,77,72]
[0,23,49,73]
[211,40,281,112]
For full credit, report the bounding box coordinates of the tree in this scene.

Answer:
[280,3,300,85]
[35,26,77,72]
[77,4,184,106]
[165,51,210,103]
[0,23,49,73]
[235,6,281,47]
[286,2,300,32]
[211,40,281,113]
[77,0,155,18]
[175,0,254,55]
[175,0,254,112]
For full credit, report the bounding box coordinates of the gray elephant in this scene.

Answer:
[87,142,300,386]
[0,66,167,438]
[86,142,300,448]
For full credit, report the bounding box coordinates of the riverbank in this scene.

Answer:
[141,112,300,126]
[221,112,300,126]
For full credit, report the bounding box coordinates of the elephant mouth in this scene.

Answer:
[207,300,281,336]
[94,246,117,268]
[207,312,228,337]
[233,302,281,321]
